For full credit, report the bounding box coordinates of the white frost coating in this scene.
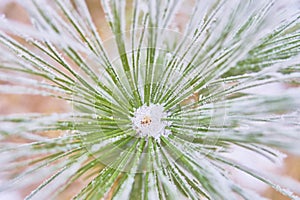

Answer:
[157,169,187,200]
[147,173,159,200]
[111,175,135,199]
[90,134,128,152]
[25,155,87,200]
[131,104,171,139]
[0,190,21,200]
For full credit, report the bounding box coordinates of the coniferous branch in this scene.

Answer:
[0,0,300,199]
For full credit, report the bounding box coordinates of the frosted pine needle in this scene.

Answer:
[131,104,171,139]
[0,0,300,199]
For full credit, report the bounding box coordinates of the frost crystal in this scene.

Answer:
[131,104,171,139]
